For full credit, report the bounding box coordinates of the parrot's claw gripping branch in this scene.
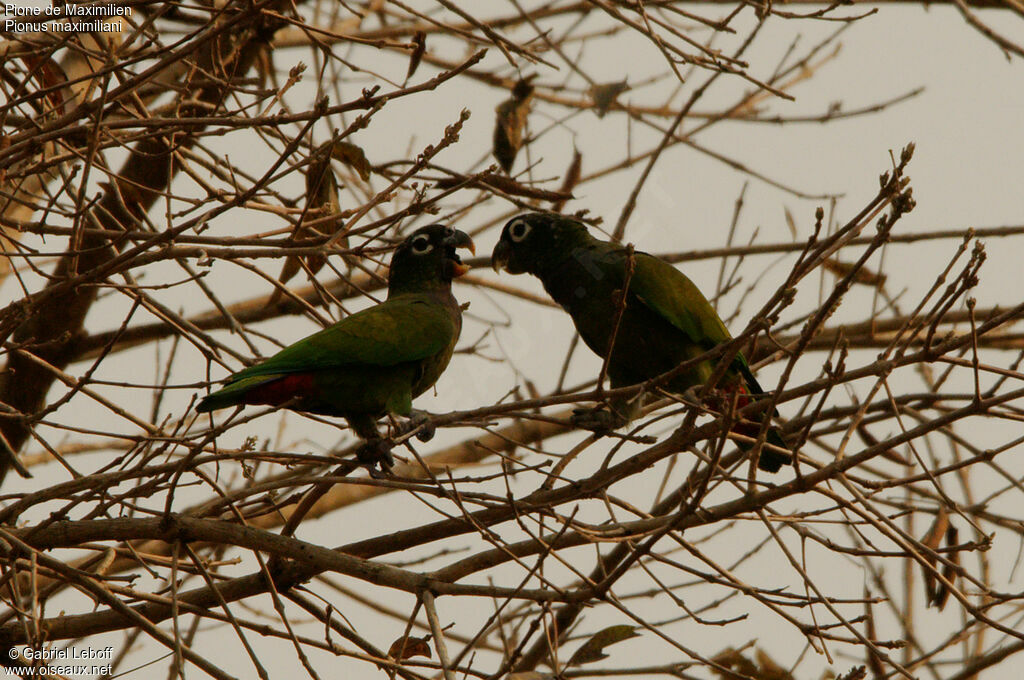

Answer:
[355,438,396,475]
[396,410,436,443]
[570,406,626,433]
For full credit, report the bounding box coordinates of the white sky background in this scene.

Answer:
[5,2,1024,678]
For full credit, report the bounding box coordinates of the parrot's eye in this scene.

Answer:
[508,219,531,242]
[411,235,434,254]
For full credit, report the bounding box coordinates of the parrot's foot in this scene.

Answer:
[356,438,395,475]
[397,410,435,443]
[680,385,704,407]
[571,406,627,433]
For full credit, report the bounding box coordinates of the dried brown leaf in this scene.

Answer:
[823,258,887,288]
[20,53,70,116]
[387,634,432,661]
[406,31,426,81]
[921,505,950,606]
[589,80,628,117]
[711,648,760,679]
[713,647,796,680]
[783,206,798,239]
[754,649,795,680]
[493,78,534,173]
[934,525,960,609]
[567,624,639,666]
[330,140,372,181]
[269,144,345,304]
[553,149,582,212]
[306,151,342,218]
[835,667,867,680]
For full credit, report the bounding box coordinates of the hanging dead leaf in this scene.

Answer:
[20,53,70,117]
[406,31,426,82]
[933,525,960,609]
[268,143,345,306]
[511,77,534,101]
[754,649,796,680]
[306,154,340,209]
[387,634,432,661]
[589,80,628,118]
[713,647,795,680]
[552,149,581,212]
[711,648,759,678]
[783,206,798,239]
[834,667,867,680]
[300,151,340,274]
[566,624,639,666]
[493,77,535,174]
[920,505,949,606]
[822,258,887,288]
[330,140,372,181]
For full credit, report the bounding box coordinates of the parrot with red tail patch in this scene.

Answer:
[197,224,475,470]
[490,212,790,473]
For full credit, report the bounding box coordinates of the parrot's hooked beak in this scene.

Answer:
[491,238,512,274]
[444,229,475,278]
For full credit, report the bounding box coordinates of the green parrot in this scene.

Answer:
[197,224,475,469]
[490,212,790,473]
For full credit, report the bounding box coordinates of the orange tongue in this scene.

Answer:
[452,261,471,277]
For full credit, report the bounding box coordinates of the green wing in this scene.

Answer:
[627,251,766,386]
[623,249,788,468]
[628,252,731,347]
[225,293,456,383]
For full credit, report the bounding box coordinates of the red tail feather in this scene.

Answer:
[243,373,316,407]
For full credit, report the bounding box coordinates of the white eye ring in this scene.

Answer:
[411,235,434,254]
[508,218,531,242]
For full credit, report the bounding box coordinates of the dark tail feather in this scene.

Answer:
[196,372,312,414]
[757,427,791,473]
[195,378,256,413]
[195,394,224,413]
[732,420,791,473]
[732,363,792,472]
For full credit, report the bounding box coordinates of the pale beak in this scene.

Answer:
[491,238,512,273]
[445,229,475,277]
